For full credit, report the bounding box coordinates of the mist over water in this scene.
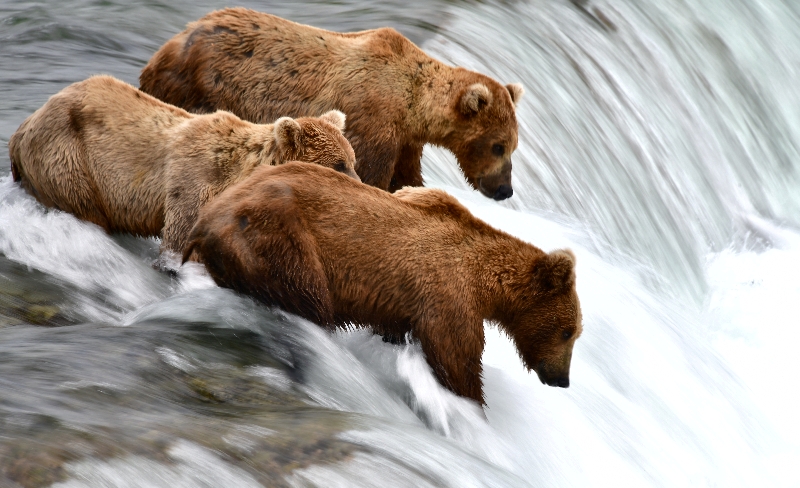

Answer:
[1,0,799,486]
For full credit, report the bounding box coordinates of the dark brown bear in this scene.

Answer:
[140,8,524,200]
[183,162,582,405]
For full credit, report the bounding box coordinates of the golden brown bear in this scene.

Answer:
[183,163,582,405]
[8,75,358,252]
[140,8,524,200]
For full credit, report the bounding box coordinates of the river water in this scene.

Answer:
[1,0,799,486]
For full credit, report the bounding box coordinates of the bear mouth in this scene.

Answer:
[534,361,570,388]
[478,178,514,201]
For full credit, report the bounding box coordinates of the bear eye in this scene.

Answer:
[562,330,572,340]
[492,144,505,157]
[333,160,347,173]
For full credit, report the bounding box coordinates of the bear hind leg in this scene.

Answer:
[186,181,335,327]
[247,187,335,327]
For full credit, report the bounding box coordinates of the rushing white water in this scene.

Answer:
[423,0,800,299]
[418,0,800,484]
[1,0,800,486]
[1,184,797,486]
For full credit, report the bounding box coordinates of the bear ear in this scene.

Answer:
[319,110,346,132]
[459,83,493,115]
[533,249,576,293]
[274,117,303,152]
[506,83,525,106]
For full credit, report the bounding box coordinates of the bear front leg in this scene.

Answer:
[414,315,486,405]
[162,183,214,254]
[349,136,402,190]
[388,144,424,193]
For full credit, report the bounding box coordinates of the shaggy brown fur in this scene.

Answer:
[140,8,525,200]
[8,75,358,252]
[183,163,582,405]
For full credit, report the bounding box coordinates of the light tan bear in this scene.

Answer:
[140,8,524,199]
[8,75,358,252]
[184,163,583,405]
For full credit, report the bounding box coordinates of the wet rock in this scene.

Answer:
[0,347,360,487]
[1,411,359,488]
[0,256,73,327]
[24,305,60,324]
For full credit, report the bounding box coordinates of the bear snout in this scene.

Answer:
[478,177,514,200]
[539,374,570,388]
[534,360,571,388]
[477,161,513,200]
[493,184,513,200]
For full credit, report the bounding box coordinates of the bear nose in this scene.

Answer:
[493,184,513,201]
[556,377,570,388]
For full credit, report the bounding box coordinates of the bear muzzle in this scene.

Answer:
[536,369,570,388]
[477,161,513,201]
[493,184,513,200]
[478,177,514,201]
[533,359,571,388]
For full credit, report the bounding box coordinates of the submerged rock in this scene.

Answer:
[1,411,359,487]
[0,257,72,327]
[0,318,361,487]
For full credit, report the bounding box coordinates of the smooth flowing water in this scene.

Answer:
[1,0,799,486]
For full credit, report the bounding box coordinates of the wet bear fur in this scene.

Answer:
[183,162,583,405]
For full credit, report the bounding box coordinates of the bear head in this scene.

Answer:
[502,249,582,388]
[273,110,360,181]
[444,78,524,201]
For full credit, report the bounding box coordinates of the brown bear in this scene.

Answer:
[182,162,582,405]
[8,75,358,253]
[139,8,525,200]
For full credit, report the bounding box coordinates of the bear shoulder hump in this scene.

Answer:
[243,170,297,207]
[394,187,468,215]
[367,27,412,56]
